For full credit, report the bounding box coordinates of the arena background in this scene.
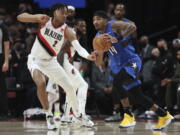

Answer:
[1,0,180,43]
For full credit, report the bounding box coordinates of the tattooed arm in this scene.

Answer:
[111,21,137,38]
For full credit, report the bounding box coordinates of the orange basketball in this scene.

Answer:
[93,34,112,52]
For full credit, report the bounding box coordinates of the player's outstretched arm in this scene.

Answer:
[111,21,137,38]
[17,13,49,24]
[65,27,96,61]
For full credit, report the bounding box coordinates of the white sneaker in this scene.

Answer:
[61,114,71,124]
[46,115,57,130]
[77,115,94,127]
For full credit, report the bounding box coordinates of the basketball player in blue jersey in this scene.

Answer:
[105,3,137,122]
[93,10,173,130]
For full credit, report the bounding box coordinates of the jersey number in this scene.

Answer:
[109,46,117,55]
[53,40,58,47]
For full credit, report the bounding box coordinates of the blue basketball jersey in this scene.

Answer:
[96,18,142,90]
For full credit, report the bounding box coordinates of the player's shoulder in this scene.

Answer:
[108,19,116,24]
[122,18,136,25]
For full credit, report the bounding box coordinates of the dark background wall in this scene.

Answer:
[1,0,180,42]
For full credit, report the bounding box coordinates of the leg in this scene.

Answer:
[105,87,121,122]
[77,79,88,116]
[32,69,56,130]
[46,79,60,114]
[32,69,49,110]
[128,85,174,130]
[42,59,80,117]
[112,70,135,128]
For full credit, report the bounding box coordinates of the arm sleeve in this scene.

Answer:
[71,40,90,59]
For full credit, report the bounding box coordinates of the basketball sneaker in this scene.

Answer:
[119,113,136,128]
[61,114,72,124]
[46,115,57,130]
[152,112,174,130]
[105,111,121,122]
[53,111,61,122]
[75,115,95,127]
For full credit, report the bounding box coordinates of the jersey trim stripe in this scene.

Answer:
[37,31,57,56]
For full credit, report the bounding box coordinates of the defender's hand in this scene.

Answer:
[87,52,96,61]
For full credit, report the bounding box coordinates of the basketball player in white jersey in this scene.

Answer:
[17,3,96,129]
[53,6,93,125]
[58,41,93,125]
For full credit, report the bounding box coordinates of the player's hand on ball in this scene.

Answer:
[36,14,50,24]
[102,34,112,44]
[93,34,112,52]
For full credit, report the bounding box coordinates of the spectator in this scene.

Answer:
[151,39,174,107]
[106,3,115,19]
[10,39,27,89]
[25,25,37,53]
[139,35,154,82]
[169,31,180,59]
[74,19,90,58]
[0,8,10,118]
[91,57,113,114]
[162,50,180,116]
[66,5,75,27]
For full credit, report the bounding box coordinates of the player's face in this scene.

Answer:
[114,4,125,19]
[77,21,86,34]
[93,16,107,30]
[67,9,75,17]
[54,8,68,23]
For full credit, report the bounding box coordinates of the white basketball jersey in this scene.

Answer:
[31,18,67,59]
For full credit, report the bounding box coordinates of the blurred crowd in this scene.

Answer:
[0,1,180,121]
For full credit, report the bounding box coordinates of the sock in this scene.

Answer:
[119,108,124,117]
[156,107,167,117]
[114,108,120,113]
[77,81,88,117]
[47,93,56,115]
[54,102,60,112]
[113,108,120,116]
[123,107,133,116]
[78,99,86,116]
[64,101,71,117]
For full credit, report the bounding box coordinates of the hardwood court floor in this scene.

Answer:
[0,120,180,135]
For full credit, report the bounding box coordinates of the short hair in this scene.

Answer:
[115,3,126,10]
[75,18,85,25]
[50,3,68,17]
[93,10,108,19]
[67,5,75,11]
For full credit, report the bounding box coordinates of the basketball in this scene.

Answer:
[93,34,112,52]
